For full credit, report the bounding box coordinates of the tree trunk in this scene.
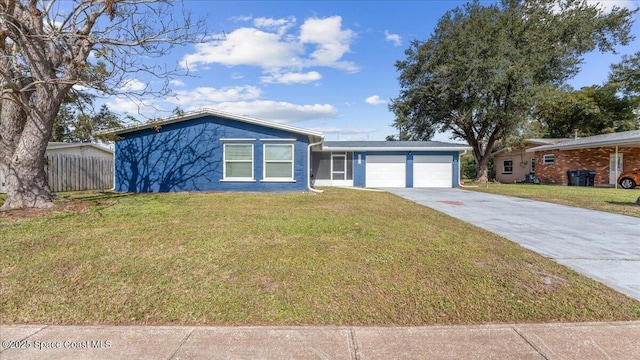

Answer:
[1,152,54,210]
[0,88,62,210]
[475,154,491,183]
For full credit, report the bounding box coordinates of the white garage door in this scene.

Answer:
[413,155,453,188]
[366,155,406,188]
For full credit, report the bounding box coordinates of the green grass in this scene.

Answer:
[464,183,640,218]
[1,189,639,325]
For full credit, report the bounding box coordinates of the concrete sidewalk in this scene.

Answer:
[1,322,639,359]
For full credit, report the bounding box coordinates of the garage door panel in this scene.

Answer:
[414,155,453,188]
[366,155,406,188]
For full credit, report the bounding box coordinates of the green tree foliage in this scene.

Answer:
[534,84,639,138]
[52,103,123,143]
[610,51,640,96]
[390,0,636,181]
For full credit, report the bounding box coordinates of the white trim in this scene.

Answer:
[542,154,555,165]
[322,146,471,152]
[610,152,623,186]
[260,138,296,142]
[314,179,354,187]
[223,143,254,181]
[46,142,114,155]
[308,138,325,193]
[220,138,256,141]
[331,153,347,181]
[502,159,513,174]
[263,143,294,182]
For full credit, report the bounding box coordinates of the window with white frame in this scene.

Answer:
[223,144,253,180]
[264,144,294,181]
[502,160,513,174]
[543,154,555,165]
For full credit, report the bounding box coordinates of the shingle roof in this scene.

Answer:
[526,138,566,145]
[527,130,640,152]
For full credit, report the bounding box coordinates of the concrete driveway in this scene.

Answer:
[387,188,640,301]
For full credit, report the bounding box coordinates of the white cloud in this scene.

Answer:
[553,1,639,13]
[105,97,158,115]
[170,79,185,87]
[299,16,359,72]
[121,79,147,92]
[260,71,322,84]
[312,127,377,134]
[180,15,358,73]
[229,15,253,22]
[72,84,91,92]
[385,30,402,47]
[365,95,387,105]
[253,16,296,34]
[166,86,262,107]
[180,27,303,71]
[586,0,639,11]
[212,101,337,122]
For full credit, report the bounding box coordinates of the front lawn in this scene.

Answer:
[1,189,639,325]
[464,183,640,218]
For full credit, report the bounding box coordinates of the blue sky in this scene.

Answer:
[104,0,640,141]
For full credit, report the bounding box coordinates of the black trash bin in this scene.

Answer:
[586,170,596,186]
[577,170,588,186]
[567,170,580,186]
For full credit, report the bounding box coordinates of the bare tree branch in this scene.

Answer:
[0,0,207,209]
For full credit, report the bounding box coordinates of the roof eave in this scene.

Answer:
[99,109,324,139]
[526,138,640,152]
[46,143,114,154]
[320,146,472,152]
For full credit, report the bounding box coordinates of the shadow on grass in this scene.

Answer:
[607,201,640,207]
[58,191,137,202]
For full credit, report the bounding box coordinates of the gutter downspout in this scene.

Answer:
[615,145,619,189]
[308,137,324,193]
[457,150,478,188]
[110,145,117,191]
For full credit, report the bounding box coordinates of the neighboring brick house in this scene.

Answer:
[493,139,564,183]
[526,130,640,186]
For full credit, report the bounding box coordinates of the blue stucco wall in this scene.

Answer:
[114,115,310,193]
[353,151,461,187]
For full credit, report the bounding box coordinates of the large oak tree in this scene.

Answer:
[390,0,636,181]
[533,84,639,138]
[0,0,204,210]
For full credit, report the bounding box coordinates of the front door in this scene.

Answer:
[331,153,347,182]
[610,153,623,185]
